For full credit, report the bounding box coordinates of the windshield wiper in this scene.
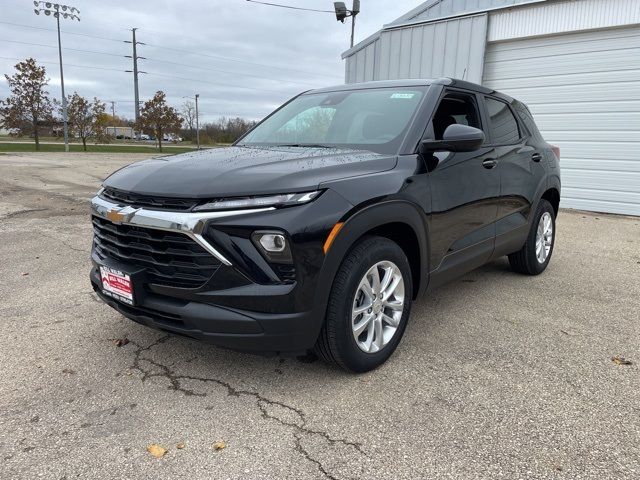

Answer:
[275,144,333,148]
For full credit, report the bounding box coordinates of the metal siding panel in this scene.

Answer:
[483,27,640,215]
[443,20,461,77]
[419,24,436,77]
[378,33,392,80]
[390,0,525,25]
[398,28,414,78]
[409,27,424,78]
[455,17,473,78]
[467,15,488,82]
[432,22,449,76]
[363,42,375,82]
[355,49,364,83]
[488,0,640,42]
[372,14,488,82]
[387,30,403,79]
[345,56,356,83]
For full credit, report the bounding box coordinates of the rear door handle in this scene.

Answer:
[531,153,542,162]
[482,159,498,169]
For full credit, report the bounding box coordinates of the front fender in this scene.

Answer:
[307,200,430,341]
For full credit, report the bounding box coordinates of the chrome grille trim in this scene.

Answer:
[91,195,274,266]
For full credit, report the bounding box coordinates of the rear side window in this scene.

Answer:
[485,97,520,145]
[514,102,544,141]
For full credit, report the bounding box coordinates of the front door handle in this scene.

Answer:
[482,159,498,169]
[532,153,542,162]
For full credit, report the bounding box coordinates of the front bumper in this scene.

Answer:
[89,189,353,353]
[90,267,316,353]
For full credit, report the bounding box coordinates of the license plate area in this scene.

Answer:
[100,265,136,306]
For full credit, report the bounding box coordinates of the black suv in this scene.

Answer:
[90,78,560,372]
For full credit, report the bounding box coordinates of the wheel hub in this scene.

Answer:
[351,260,405,354]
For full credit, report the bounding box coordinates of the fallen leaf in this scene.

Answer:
[176,442,185,450]
[62,368,76,375]
[147,444,167,458]
[112,338,129,347]
[612,356,633,366]
[212,441,226,451]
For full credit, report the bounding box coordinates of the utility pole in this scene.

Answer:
[110,101,116,137]
[350,0,360,48]
[33,2,80,152]
[125,28,146,124]
[334,1,360,48]
[195,94,200,150]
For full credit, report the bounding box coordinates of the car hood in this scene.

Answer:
[103,145,396,198]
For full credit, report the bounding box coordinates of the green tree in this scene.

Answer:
[0,58,53,151]
[136,91,182,152]
[65,93,107,151]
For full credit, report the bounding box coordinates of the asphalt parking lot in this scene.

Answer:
[1,152,639,480]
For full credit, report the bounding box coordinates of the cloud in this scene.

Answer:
[1,0,420,122]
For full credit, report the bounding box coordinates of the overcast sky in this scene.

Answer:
[0,0,421,122]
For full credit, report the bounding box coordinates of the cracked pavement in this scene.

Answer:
[1,152,639,479]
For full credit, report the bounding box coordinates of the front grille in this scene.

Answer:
[92,216,220,289]
[101,188,199,211]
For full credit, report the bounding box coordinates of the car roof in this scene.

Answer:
[305,77,513,101]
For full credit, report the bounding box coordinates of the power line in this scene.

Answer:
[0,20,123,43]
[244,0,334,13]
[142,41,342,80]
[0,39,320,87]
[0,38,124,58]
[145,71,300,95]
[0,55,124,73]
[143,57,319,87]
[0,20,343,81]
[0,55,303,95]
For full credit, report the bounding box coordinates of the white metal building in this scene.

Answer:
[343,0,640,216]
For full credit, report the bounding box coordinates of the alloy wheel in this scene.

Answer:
[535,212,553,264]
[351,260,405,353]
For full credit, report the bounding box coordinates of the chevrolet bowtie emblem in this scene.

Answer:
[105,206,138,224]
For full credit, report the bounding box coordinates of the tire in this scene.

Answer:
[314,236,413,373]
[508,199,556,275]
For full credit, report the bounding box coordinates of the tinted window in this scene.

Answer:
[432,93,481,140]
[485,97,520,145]
[239,87,427,154]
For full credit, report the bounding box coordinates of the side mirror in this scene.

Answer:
[420,124,485,154]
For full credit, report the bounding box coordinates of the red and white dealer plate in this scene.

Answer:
[100,266,134,305]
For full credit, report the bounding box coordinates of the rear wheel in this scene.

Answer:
[508,199,556,275]
[314,236,413,373]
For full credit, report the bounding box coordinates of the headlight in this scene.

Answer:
[192,190,322,212]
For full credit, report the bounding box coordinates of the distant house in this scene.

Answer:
[342,0,640,216]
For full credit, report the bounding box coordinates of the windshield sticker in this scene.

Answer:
[390,93,415,99]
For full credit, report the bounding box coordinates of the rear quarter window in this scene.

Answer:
[485,97,521,145]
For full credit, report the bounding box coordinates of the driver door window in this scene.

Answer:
[432,93,482,140]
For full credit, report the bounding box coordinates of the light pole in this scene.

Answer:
[33,2,80,153]
[334,1,360,48]
[183,94,201,150]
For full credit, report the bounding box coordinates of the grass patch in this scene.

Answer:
[0,142,202,154]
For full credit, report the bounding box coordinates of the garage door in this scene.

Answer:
[483,27,640,216]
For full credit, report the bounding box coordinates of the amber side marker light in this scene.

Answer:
[323,222,344,254]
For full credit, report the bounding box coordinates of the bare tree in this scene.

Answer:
[0,58,53,151]
[136,91,182,152]
[180,100,196,135]
[65,93,107,151]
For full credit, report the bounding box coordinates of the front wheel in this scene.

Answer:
[314,236,413,373]
[508,199,556,275]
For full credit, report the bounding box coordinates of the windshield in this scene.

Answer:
[238,87,427,154]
